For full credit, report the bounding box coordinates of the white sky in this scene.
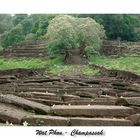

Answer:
[0,0,140,14]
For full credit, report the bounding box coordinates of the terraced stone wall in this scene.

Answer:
[101,40,140,57]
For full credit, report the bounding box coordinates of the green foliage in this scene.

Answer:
[0,14,56,48]
[46,15,105,55]
[35,14,56,37]
[12,14,28,26]
[80,14,140,41]
[102,15,140,41]
[0,24,24,47]
[0,14,13,34]
[1,14,140,48]
[0,56,99,76]
[46,64,100,76]
[0,55,139,75]
[0,45,3,51]
[25,33,37,41]
[89,55,140,74]
[21,18,33,34]
[0,58,48,69]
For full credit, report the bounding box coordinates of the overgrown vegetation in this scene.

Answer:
[0,14,56,47]
[0,55,139,74]
[46,15,105,64]
[0,56,99,76]
[47,15,105,53]
[89,55,140,74]
[46,65,100,76]
[78,14,140,41]
[0,58,48,69]
[0,14,139,75]
[1,14,140,48]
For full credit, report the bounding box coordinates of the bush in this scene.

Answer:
[46,15,105,56]
[25,33,37,41]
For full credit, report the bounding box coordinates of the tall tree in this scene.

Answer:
[46,15,105,64]
[0,14,13,34]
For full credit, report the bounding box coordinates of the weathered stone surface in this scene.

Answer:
[61,94,80,101]
[0,123,9,126]
[101,88,119,96]
[50,105,133,117]
[67,98,116,105]
[0,68,45,78]
[22,115,68,126]
[70,117,133,126]
[0,94,50,114]
[72,92,99,98]
[19,92,61,101]
[97,95,117,99]
[127,114,140,126]
[116,97,140,106]
[26,98,65,106]
[118,92,140,97]
[101,40,140,57]
[93,98,117,104]
[0,103,32,124]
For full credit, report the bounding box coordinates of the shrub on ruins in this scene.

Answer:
[25,33,37,41]
[46,15,105,64]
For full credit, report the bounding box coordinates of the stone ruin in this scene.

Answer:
[0,68,139,126]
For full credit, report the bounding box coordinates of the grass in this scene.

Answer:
[46,65,100,76]
[0,56,99,76]
[0,58,48,69]
[0,45,3,51]
[89,55,140,74]
[0,55,139,75]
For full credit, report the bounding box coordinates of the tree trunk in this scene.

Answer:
[64,47,87,65]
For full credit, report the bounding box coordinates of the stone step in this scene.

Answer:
[0,94,50,114]
[116,97,140,106]
[93,97,117,104]
[71,92,99,98]
[114,86,140,92]
[9,53,47,57]
[118,92,140,97]
[18,83,100,89]
[99,95,117,99]
[22,115,133,126]
[66,98,117,105]
[67,100,115,105]
[17,85,101,90]
[15,87,102,94]
[0,123,9,126]
[70,117,133,126]
[0,76,16,79]
[0,103,32,124]
[12,49,46,53]
[23,78,61,83]
[19,92,61,101]
[101,88,122,96]
[22,115,68,126]
[50,105,133,117]
[26,98,65,106]
[57,89,102,95]
[12,47,46,50]
[127,114,140,126]
[61,94,81,101]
